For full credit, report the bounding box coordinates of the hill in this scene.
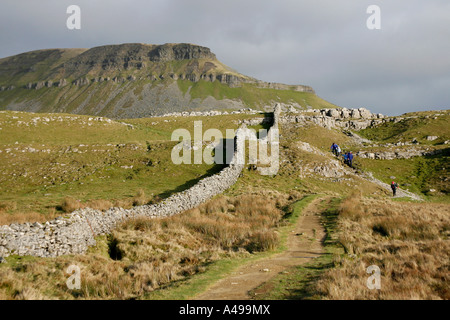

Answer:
[0,105,448,300]
[0,43,337,118]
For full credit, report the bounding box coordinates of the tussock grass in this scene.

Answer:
[0,201,60,225]
[0,192,289,299]
[0,201,17,212]
[132,189,148,206]
[315,194,450,299]
[60,197,82,213]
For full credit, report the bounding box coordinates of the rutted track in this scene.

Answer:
[193,197,327,300]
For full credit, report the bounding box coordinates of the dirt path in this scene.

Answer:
[193,197,327,300]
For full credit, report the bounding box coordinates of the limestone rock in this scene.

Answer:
[58,79,67,87]
[341,109,351,118]
[358,108,372,119]
[351,109,361,119]
[35,81,45,90]
[327,109,340,117]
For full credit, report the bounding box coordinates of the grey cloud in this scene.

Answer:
[0,0,448,115]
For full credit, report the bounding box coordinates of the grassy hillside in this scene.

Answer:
[0,79,337,118]
[0,107,448,300]
[0,49,87,86]
[358,153,449,201]
[177,80,338,110]
[0,192,291,300]
[252,194,450,300]
[359,110,450,145]
[355,110,449,201]
[0,110,261,224]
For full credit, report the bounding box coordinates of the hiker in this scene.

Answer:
[336,145,341,157]
[330,143,337,156]
[343,152,348,165]
[347,151,354,168]
[391,181,399,196]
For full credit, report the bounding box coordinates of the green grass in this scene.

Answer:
[177,80,338,110]
[359,110,450,145]
[0,48,87,87]
[277,195,321,251]
[0,110,263,220]
[358,150,449,200]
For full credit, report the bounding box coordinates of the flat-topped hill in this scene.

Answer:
[0,43,335,118]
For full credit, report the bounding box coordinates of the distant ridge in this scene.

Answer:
[0,43,335,118]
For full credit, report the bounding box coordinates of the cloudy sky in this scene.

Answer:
[1,0,449,115]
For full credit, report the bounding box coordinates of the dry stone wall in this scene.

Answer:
[0,106,281,259]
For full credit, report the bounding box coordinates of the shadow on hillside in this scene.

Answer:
[157,138,236,200]
[154,111,277,202]
[256,112,274,139]
[158,163,226,200]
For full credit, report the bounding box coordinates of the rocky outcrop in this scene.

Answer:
[280,107,387,130]
[58,79,67,87]
[72,77,90,86]
[155,108,259,118]
[149,43,216,62]
[61,43,216,74]
[253,81,314,93]
[356,148,443,160]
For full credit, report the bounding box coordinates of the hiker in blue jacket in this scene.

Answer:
[343,152,349,165]
[330,143,338,156]
[347,151,354,168]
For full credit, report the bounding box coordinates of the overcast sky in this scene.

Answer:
[1,0,449,115]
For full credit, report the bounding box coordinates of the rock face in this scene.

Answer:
[35,81,45,90]
[252,81,314,93]
[62,43,216,74]
[0,105,281,259]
